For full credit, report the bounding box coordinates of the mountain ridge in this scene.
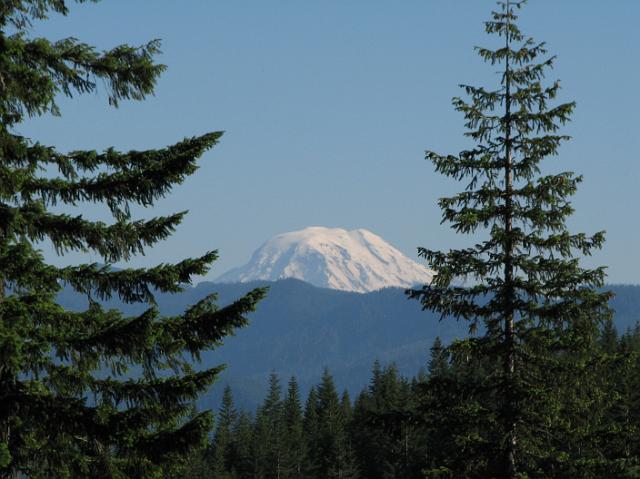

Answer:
[55,279,640,410]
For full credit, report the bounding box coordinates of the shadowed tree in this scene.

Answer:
[303,387,321,478]
[315,370,358,479]
[0,1,266,477]
[211,386,238,479]
[408,1,628,476]
[280,376,305,479]
[427,337,449,378]
[230,411,254,479]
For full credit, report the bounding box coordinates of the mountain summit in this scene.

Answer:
[217,226,434,293]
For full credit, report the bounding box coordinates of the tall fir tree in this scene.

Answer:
[315,369,359,479]
[211,386,238,479]
[340,390,353,425]
[0,1,266,477]
[230,411,254,479]
[408,1,629,476]
[600,318,619,354]
[252,372,284,479]
[264,372,284,479]
[600,327,640,473]
[281,376,305,479]
[302,387,321,478]
[352,364,418,479]
[251,406,270,479]
[427,337,449,378]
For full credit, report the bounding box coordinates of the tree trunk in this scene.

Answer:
[504,2,517,477]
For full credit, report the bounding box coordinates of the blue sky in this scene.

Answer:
[21,1,640,283]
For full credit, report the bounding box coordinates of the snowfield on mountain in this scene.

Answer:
[217,226,435,293]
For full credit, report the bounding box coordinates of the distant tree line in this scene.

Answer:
[174,321,640,478]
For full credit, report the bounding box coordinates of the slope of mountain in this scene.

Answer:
[56,280,640,410]
[216,226,434,293]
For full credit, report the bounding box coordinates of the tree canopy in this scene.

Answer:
[0,1,266,477]
[408,0,629,476]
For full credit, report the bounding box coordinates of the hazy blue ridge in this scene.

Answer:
[56,280,640,411]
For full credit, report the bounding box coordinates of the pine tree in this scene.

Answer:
[340,390,353,425]
[623,331,640,463]
[316,370,342,477]
[302,387,321,478]
[407,1,626,476]
[251,407,270,479]
[264,372,284,479]
[598,327,640,472]
[0,2,266,477]
[165,408,211,479]
[352,364,417,479]
[315,370,358,479]
[427,337,449,378]
[281,377,304,479]
[370,360,382,393]
[252,372,284,479]
[600,318,619,354]
[211,386,238,479]
[338,390,361,479]
[229,411,254,479]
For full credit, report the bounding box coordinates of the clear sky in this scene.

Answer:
[20,0,640,284]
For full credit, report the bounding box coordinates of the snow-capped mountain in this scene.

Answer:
[216,226,434,293]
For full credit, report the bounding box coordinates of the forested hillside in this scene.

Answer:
[176,323,640,478]
[56,279,640,410]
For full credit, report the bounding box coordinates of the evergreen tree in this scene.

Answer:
[0,2,266,477]
[165,408,211,479]
[599,328,640,472]
[352,364,418,479]
[302,387,321,478]
[211,386,238,479]
[251,409,268,479]
[252,372,284,479]
[340,390,353,425]
[264,372,284,479]
[600,318,619,354]
[281,377,304,479]
[229,411,254,479]
[427,337,449,378]
[315,370,358,479]
[370,360,383,393]
[171,451,209,479]
[316,370,341,477]
[408,1,625,476]
[419,338,491,477]
[352,365,385,478]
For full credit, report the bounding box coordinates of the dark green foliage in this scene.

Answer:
[54,278,640,412]
[303,386,321,478]
[596,327,640,476]
[257,372,285,478]
[601,319,619,354]
[407,1,634,476]
[229,411,254,478]
[281,377,305,478]
[352,363,422,479]
[0,2,266,477]
[340,390,353,425]
[182,327,640,478]
[314,369,359,479]
[211,386,237,478]
[427,336,449,378]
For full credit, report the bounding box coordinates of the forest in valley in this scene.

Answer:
[181,324,640,478]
